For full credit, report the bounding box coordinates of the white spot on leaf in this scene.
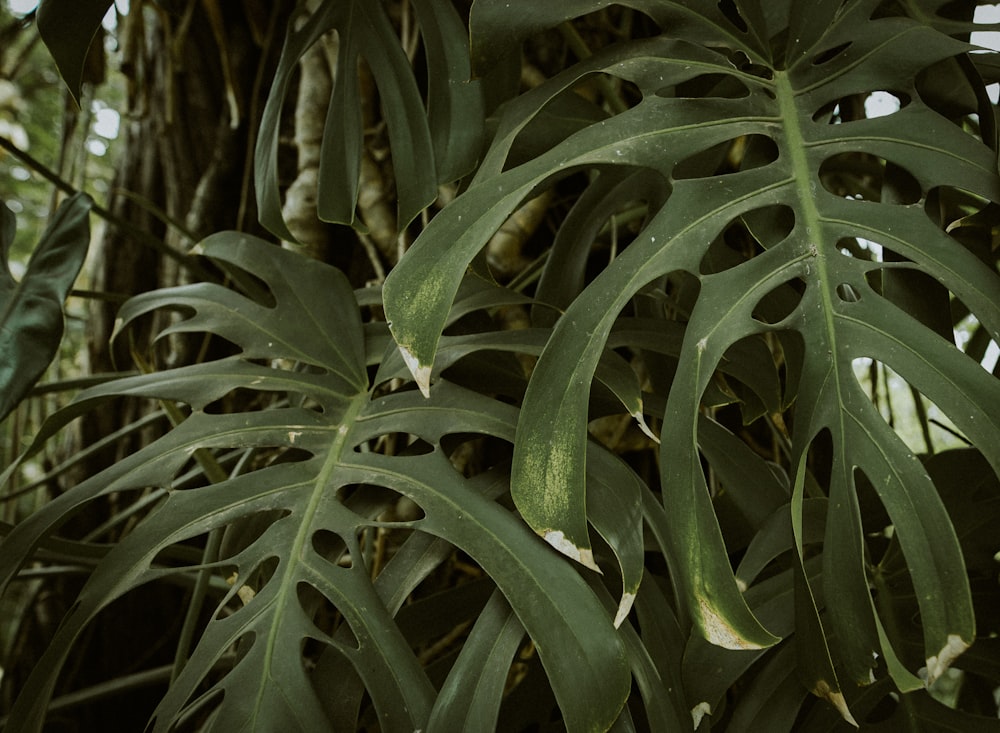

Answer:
[288,431,302,443]
[925,634,969,686]
[697,598,767,650]
[543,530,602,573]
[399,345,432,398]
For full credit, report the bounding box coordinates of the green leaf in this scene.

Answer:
[36,0,112,102]
[0,234,629,732]
[256,0,480,240]
[724,640,810,732]
[0,193,91,424]
[411,0,484,183]
[385,2,1000,678]
[426,590,524,732]
[469,0,746,77]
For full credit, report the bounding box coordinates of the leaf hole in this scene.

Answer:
[504,91,610,170]
[811,41,851,66]
[727,49,774,80]
[819,153,922,204]
[814,90,911,124]
[218,509,292,560]
[812,99,841,123]
[297,581,341,638]
[312,528,352,568]
[658,72,751,100]
[851,358,973,453]
[201,387,283,416]
[335,484,426,560]
[571,71,642,111]
[717,0,748,32]
[835,236,882,263]
[954,308,1000,375]
[923,185,992,233]
[212,260,276,308]
[836,283,860,302]
[718,333,783,420]
[374,487,425,524]
[752,277,805,325]
[357,432,433,456]
[441,434,511,478]
[698,205,793,276]
[864,90,908,118]
[217,556,280,617]
[698,220,761,275]
[934,0,982,21]
[742,203,795,249]
[915,59,981,122]
[673,134,776,182]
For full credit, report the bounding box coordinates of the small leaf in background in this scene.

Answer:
[0,193,91,423]
[256,0,481,241]
[36,0,113,103]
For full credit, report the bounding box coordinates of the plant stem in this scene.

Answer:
[0,135,217,282]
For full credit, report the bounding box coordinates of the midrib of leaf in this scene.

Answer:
[774,71,839,391]
[252,391,367,721]
[774,68,858,700]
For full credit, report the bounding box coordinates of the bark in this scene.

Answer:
[83,1,287,464]
[35,6,289,723]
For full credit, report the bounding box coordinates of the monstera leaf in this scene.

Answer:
[383,0,1000,718]
[0,234,630,731]
[255,0,483,239]
[0,193,91,423]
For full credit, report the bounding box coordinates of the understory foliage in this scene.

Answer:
[2,0,1000,731]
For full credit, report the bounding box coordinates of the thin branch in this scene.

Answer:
[0,134,218,282]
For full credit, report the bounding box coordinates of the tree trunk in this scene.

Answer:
[24,3,290,728]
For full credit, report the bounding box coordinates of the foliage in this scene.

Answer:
[0,192,90,423]
[2,0,1000,731]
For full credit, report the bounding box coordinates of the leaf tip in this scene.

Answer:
[691,702,712,729]
[542,530,601,573]
[924,634,970,686]
[813,680,858,728]
[614,592,635,628]
[398,345,432,398]
[631,410,659,444]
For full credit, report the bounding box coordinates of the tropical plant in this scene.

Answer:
[2,0,999,731]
